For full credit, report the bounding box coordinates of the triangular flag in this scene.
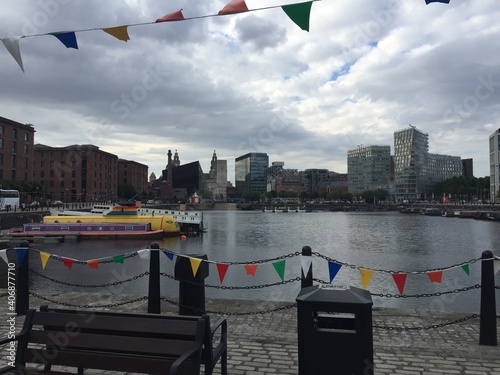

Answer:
[39,251,51,270]
[162,250,174,261]
[272,260,286,282]
[63,257,75,270]
[218,0,249,15]
[216,263,230,283]
[137,249,150,260]
[103,26,130,42]
[391,273,407,295]
[328,261,342,283]
[1,37,24,72]
[461,264,470,276]
[51,32,78,49]
[494,258,500,275]
[0,249,9,265]
[301,255,312,276]
[245,264,258,276]
[282,2,312,32]
[425,0,450,4]
[189,257,202,277]
[16,248,28,267]
[113,254,125,264]
[156,9,185,22]
[427,270,443,283]
[359,268,374,289]
[87,259,99,269]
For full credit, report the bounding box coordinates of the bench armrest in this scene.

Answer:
[170,343,203,375]
[210,316,227,362]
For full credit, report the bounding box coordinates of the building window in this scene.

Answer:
[24,132,29,141]
[0,125,3,134]
[12,129,17,139]
[24,144,28,154]
[0,139,3,149]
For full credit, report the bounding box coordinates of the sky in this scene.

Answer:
[1,0,499,184]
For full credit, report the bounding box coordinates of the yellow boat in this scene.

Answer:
[43,204,180,236]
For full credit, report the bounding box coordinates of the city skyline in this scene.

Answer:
[1,1,498,182]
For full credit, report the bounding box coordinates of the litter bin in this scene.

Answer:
[174,254,209,315]
[296,284,374,375]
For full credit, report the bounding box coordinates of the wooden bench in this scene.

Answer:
[0,306,227,375]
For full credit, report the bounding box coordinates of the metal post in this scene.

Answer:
[175,254,209,316]
[301,246,313,289]
[479,250,497,346]
[16,241,30,316]
[147,243,161,314]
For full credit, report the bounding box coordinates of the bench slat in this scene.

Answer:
[29,330,196,356]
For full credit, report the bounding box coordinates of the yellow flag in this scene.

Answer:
[189,257,202,277]
[359,268,375,289]
[103,26,130,42]
[39,251,51,270]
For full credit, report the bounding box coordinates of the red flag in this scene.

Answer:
[218,0,249,15]
[427,270,443,283]
[391,273,408,295]
[156,9,185,23]
[63,258,75,270]
[216,263,230,283]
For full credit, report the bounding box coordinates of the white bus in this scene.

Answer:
[0,189,20,210]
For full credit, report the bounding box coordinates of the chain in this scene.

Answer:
[29,291,148,308]
[371,284,481,298]
[373,313,479,331]
[37,251,139,265]
[312,252,481,274]
[192,251,301,266]
[29,269,149,288]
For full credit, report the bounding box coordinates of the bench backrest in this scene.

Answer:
[17,308,206,375]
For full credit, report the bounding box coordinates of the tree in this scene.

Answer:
[117,183,137,200]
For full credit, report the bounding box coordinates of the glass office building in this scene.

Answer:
[235,153,269,194]
[347,145,391,193]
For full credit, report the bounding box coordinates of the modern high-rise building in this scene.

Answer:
[235,153,269,194]
[347,145,392,193]
[489,129,500,203]
[394,125,462,202]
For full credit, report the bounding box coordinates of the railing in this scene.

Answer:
[2,241,498,346]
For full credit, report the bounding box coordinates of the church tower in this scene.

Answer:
[173,150,181,167]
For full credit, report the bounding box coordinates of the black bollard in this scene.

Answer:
[16,241,30,316]
[479,250,497,346]
[148,243,161,314]
[301,246,313,289]
[174,254,209,316]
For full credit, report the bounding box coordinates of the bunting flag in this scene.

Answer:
[272,260,286,281]
[39,251,51,270]
[461,264,470,276]
[359,268,374,289]
[162,250,174,261]
[156,9,185,23]
[87,259,99,269]
[245,264,258,276]
[282,2,312,32]
[391,273,408,295]
[0,249,8,265]
[103,26,130,42]
[300,255,312,276]
[113,254,125,264]
[51,32,79,49]
[328,261,342,283]
[137,249,150,260]
[218,0,249,15]
[189,257,202,277]
[16,248,28,267]
[216,263,230,283]
[1,37,24,72]
[63,257,75,270]
[427,270,443,283]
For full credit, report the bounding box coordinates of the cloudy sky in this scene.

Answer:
[1,0,499,183]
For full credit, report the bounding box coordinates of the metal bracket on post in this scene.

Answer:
[479,250,497,346]
[148,242,161,314]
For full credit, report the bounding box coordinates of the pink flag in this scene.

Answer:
[156,9,185,23]
[218,0,249,15]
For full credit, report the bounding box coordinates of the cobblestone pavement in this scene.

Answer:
[0,291,498,374]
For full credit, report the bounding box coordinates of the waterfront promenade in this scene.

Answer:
[0,291,498,374]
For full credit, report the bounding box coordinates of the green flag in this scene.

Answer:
[461,264,470,275]
[282,1,313,32]
[273,260,286,281]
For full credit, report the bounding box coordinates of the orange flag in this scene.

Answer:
[245,264,258,276]
[216,263,230,283]
[156,9,185,22]
[427,270,443,283]
[391,273,407,295]
[218,0,249,15]
[87,259,99,269]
